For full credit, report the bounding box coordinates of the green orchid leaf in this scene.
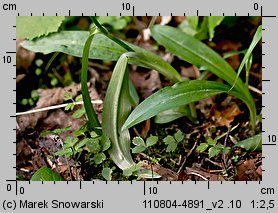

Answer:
[81,28,101,130]
[234,133,262,151]
[21,31,181,83]
[151,25,240,89]
[154,106,192,124]
[102,54,134,170]
[151,25,256,127]
[123,80,246,129]
[102,53,161,179]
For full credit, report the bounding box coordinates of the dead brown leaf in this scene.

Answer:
[130,69,162,99]
[143,163,178,181]
[183,167,225,181]
[16,39,35,73]
[17,83,101,132]
[213,98,242,127]
[181,65,200,79]
[41,109,85,133]
[196,97,214,119]
[212,40,241,70]
[36,84,82,108]
[235,159,261,181]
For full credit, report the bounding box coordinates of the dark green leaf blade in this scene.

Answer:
[151,25,256,126]
[151,25,240,88]
[123,80,235,129]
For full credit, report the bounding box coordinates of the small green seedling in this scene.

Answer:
[196,137,231,158]
[123,162,143,177]
[101,167,112,181]
[163,130,185,152]
[132,136,158,154]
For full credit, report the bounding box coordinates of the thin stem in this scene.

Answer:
[45,52,60,71]
[81,28,101,129]
[148,16,157,29]
[189,103,197,120]
[90,16,134,52]
[16,100,103,116]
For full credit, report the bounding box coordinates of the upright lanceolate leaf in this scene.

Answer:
[102,53,160,178]
[123,80,247,129]
[150,25,256,127]
[102,54,133,169]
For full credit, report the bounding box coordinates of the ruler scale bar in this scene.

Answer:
[1,0,277,212]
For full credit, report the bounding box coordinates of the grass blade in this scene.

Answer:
[232,25,262,89]
[81,29,101,129]
[123,80,245,129]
